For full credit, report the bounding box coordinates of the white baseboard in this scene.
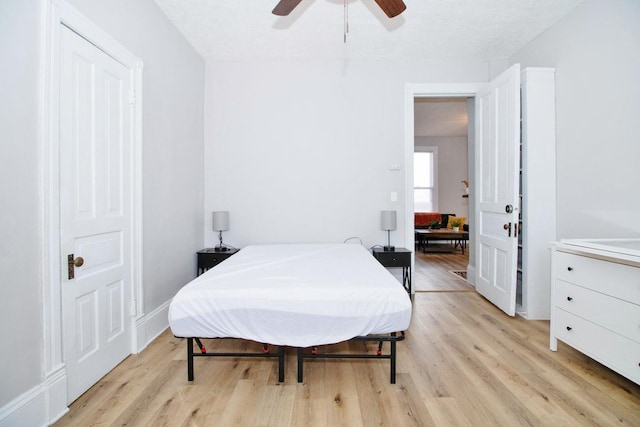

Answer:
[135,298,171,353]
[0,365,68,427]
[45,366,68,424]
[0,385,47,427]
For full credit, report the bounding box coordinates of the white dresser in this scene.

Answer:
[550,239,640,385]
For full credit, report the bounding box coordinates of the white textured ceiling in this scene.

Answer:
[153,0,584,62]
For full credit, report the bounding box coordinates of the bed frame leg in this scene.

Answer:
[297,348,304,383]
[187,338,194,381]
[278,346,285,382]
[390,333,397,384]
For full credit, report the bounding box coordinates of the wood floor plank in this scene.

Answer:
[424,396,475,427]
[389,373,437,426]
[108,360,184,426]
[255,384,297,426]
[414,250,472,292]
[323,359,364,427]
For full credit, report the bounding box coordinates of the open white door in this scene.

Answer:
[60,25,134,402]
[474,64,521,316]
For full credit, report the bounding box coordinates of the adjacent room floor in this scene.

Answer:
[413,243,472,292]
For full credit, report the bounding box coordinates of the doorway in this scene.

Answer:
[412,97,471,291]
[405,65,526,315]
[403,84,482,290]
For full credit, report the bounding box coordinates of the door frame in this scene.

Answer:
[403,83,483,287]
[41,0,143,413]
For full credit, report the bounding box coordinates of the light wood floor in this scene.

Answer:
[414,245,472,292]
[55,258,640,426]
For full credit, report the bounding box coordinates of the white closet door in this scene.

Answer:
[60,25,133,403]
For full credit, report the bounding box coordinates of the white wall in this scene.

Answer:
[0,0,43,408]
[204,61,488,250]
[415,136,469,218]
[0,0,204,421]
[510,0,640,238]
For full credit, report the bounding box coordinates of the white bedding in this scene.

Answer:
[168,244,412,347]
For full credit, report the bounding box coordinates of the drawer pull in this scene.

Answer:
[567,296,573,301]
[567,266,574,271]
[566,326,572,331]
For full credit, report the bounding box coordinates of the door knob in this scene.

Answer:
[67,254,84,280]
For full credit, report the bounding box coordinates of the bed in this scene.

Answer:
[168,243,412,383]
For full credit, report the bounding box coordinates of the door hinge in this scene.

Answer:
[130,299,137,317]
[129,90,136,105]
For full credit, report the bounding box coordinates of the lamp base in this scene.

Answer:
[214,245,229,252]
[383,245,395,252]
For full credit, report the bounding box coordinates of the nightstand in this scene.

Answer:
[197,248,239,276]
[372,248,412,293]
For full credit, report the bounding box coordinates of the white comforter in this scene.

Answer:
[168,244,412,347]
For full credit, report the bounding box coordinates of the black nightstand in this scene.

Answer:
[372,248,412,294]
[197,248,239,276]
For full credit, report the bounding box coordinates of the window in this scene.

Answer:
[414,149,437,212]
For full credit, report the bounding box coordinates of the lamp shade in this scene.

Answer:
[212,211,229,231]
[380,210,397,231]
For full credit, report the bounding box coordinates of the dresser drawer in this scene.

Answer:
[554,308,640,384]
[555,251,640,303]
[555,280,640,343]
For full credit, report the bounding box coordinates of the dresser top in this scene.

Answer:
[555,238,640,266]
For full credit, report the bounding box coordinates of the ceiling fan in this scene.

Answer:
[272,0,407,18]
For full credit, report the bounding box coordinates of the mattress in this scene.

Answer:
[168,244,412,347]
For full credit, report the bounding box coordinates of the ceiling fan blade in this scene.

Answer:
[373,0,407,18]
[272,0,304,16]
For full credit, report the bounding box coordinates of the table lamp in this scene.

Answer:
[212,211,229,252]
[381,210,397,251]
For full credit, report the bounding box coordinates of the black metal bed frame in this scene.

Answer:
[187,337,285,382]
[296,332,405,384]
[185,332,405,384]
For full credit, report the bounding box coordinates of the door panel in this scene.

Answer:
[106,280,125,339]
[74,232,123,278]
[76,292,98,361]
[60,25,132,403]
[474,64,521,316]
